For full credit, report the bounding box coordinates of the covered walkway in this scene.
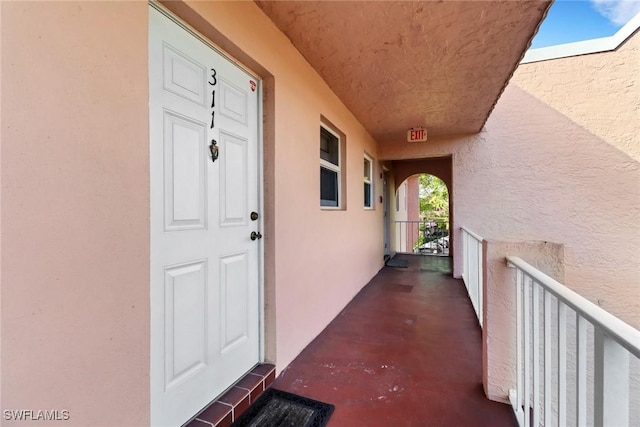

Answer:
[272,255,515,426]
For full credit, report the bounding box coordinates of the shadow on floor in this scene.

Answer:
[272,255,515,427]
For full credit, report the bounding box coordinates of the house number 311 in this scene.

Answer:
[209,68,219,163]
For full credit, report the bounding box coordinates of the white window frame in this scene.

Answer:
[320,125,341,209]
[364,154,373,209]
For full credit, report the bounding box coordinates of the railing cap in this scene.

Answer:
[460,227,484,242]
[506,256,640,358]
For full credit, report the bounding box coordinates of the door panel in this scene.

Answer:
[220,131,248,226]
[150,6,261,426]
[164,112,208,230]
[163,44,207,106]
[219,79,248,125]
[220,253,249,354]
[164,261,208,392]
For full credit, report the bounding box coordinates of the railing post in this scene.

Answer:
[462,230,468,284]
[532,282,540,426]
[558,302,567,426]
[523,276,531,426]
[477,239,483,326]
[594,328,630,427]
[576,315,587,427]
[516,269,523,414]
[543,290,551,427]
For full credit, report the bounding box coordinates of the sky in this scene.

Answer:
[530,0,640,48]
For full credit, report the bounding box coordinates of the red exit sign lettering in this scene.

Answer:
[407,127,427,143]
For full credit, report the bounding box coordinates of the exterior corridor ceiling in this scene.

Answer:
[256,1,551,143]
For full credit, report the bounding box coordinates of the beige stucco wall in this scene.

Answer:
[1,2,384,425]
[1,2,150,426]
[513,33,640,161]
[380,47,639,401]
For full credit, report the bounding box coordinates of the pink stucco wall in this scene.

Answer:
[380,36,639,401]
[172,0,384,371]
[407,176,420,222]
[1,2,384,425]
[2,2,150,426]
[407,176,420,250]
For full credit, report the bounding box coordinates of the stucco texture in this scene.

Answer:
[513,32,640,161]
[2,2,150,426]
[380,41,639,400]
[256,0,550,141]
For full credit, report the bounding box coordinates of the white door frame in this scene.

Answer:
[149,0,266,419]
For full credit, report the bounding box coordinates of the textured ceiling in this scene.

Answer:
[256,1,550,142]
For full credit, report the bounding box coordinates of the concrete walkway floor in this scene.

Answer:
[272,255,515,427]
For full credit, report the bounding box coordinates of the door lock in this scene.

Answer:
[250,211,259,221]
[250,231,263,241]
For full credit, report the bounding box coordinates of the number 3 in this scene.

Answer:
[208,68,217,86]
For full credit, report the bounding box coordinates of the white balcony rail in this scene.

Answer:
[461,227,483,327]
[394,220,449,255]
[507,256,640,427]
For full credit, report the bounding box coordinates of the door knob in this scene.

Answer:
[250,231,263,241]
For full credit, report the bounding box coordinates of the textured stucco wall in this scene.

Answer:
[513,32,640,161]
[380,71,639,401]
[2,2,150,426]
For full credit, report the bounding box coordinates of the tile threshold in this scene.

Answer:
[184,363,276,427]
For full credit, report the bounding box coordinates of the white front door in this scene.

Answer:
[149,6,261,426]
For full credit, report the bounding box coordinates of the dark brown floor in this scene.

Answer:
[272,254,515,427]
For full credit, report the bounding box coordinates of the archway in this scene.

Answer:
[392,174,450,256]
[384,155,454,269]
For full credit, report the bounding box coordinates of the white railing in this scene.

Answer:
[394,220,449,255]
[461,227,483,327]
[507,256,640,427]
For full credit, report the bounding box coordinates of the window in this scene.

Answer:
[320,126,340,207]
[364,155,373,208]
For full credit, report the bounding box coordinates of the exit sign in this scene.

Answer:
[407,127,427,143]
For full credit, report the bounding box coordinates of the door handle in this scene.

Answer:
[250,231,263,241]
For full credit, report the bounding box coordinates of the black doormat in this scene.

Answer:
[385,256,409,268]
[231,388,334,427]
